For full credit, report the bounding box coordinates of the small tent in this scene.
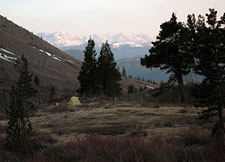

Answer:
[68,96,81,106]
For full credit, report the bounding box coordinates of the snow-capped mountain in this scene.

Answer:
[36,32,152,48]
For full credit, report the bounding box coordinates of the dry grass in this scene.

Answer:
[0,133,223,162]
[0,101,205,142]
[0,100,224,161]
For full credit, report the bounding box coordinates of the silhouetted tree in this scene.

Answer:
[33,75,40,86]
[127,84,135,94]
[78,38,100,96]
[97,41,121,97]
[122,66,127,78]
[5,55,37,154]
[191,9,225,136]
[128,75,133,79]
[49,85,55,100]
[139,86,144,92]
[141,13,194,103]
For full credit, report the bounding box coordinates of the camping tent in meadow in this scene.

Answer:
[68,96,81,106]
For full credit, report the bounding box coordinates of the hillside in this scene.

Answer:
[0,16,82,110]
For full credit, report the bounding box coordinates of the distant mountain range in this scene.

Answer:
[36,32,152,49]
[36,32,153,60]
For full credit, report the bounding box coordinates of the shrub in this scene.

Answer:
[127,84,135,94]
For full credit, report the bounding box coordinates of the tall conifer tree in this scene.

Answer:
[192,9,225,136]
[122,66,127,78]
[141,13,194,103]
[97,41,121,97]
[77,38,100,96]
[5,55,37,154]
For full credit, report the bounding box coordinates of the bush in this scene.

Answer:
[139,86,144,92]
[0,133,224,162]
[127,84,135,94]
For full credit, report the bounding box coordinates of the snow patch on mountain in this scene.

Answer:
[1,48,15,55]
[0,54,15,62]
[33,46,62,61]
[0,48,17,63]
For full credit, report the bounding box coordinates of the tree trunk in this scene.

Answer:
[177,74,188,104]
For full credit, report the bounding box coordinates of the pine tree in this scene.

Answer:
[5,55,37,154]
[192,9,225,136]
[122,66,127,78]
[127,84,135,94]
[97,41,121,97]
[77,38,100,96]
[49,85,55,100]
[33,75,40,86]
[141,13,194,103]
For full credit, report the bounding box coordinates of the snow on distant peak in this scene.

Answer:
[112,42,144,48]
[36,32,83,47]
[36,32,152,48]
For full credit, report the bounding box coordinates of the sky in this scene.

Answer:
[0,0,225,39]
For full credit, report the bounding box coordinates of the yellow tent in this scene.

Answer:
[68,96,81,106]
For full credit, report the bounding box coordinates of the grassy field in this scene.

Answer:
[0,99,224,162]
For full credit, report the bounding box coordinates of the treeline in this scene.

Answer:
[141,9,225,135]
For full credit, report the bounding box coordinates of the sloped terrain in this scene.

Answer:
[0,15,82,110]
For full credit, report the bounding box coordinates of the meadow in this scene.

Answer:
[0,98,224,162]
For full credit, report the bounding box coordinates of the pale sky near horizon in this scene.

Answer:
[0,0,224,39]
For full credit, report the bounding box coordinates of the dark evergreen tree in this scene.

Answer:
[97,41,121,97]
[139,86,144,92]
[128,75,133,79]
[49,85,55,100]
[33,75,40,108]
[5,55,37,154]
[77,38,100,96]
[33,75,40,86]
[122,66,127,78]
[141,13,194,103]
[127,84,135,94]
[136,76,141,80]
[191,9,225,136]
